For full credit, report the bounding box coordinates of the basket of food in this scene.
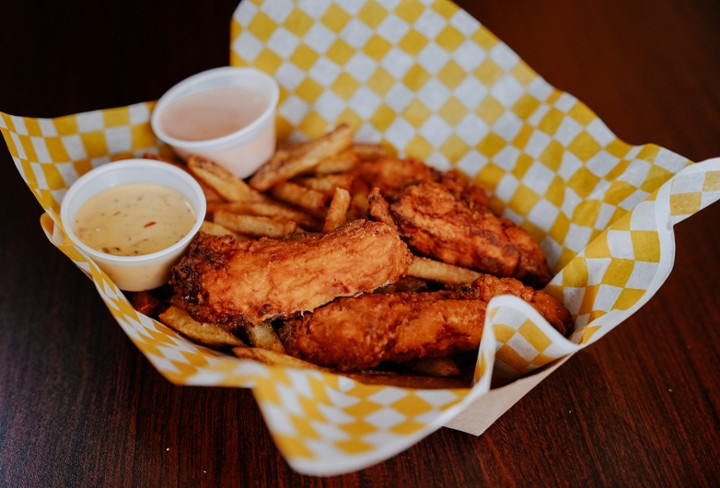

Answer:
[2,0,719,476]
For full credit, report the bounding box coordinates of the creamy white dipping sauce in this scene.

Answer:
[74,183,196,256]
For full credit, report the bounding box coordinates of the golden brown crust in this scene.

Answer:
[170,220,412,328]
[279,274,572,371]
[469,274,572,335]
[368,179,552,288]
[352,156,441,195]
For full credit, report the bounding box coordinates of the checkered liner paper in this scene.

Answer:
[2,0,719,476]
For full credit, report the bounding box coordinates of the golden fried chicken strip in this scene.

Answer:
[352,156,489,206]
[170,220,412,329]
[352,156,440,195]
[368,180,552,288]
[279,274,572,371]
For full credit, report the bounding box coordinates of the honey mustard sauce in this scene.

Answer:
[74,183,196,256]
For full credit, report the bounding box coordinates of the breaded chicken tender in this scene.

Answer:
[279,274,572,371]
[352,156,489,206]
[368,179,552,288]
[171,219,412,329]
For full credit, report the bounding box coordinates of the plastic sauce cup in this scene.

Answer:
[151,66,280,178]
[60,159,206,291]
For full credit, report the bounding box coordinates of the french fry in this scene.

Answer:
[348,191,370,221]
[200,184,225,203]
[213,210,297,238]
[348,192,368,220]
[243,323,286,354]
[199,220,246,239]
[403,357,462,377]
[351,143,389,160]
[206,199,317,229]
[247,147,291,190]
[142,151,183,166]
[142,152,225,202]
[187,155,263,202]
[270,181,329,217]
[322,187,351,233]
[376,276,429,293]
[158,305,245,348]
[408,256,482,285]
[232,346,326,371]
[249,124,353,190]
[276,140,305,151]
[312,147,360,175]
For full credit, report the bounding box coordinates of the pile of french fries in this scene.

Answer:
[134,124,490,388]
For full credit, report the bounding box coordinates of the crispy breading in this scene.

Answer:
[351,156,488,204]
[170,219,412,329]
[352,156,440,195]
[368,179,552,288]
[278,274,572,371]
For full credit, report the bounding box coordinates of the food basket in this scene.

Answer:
[2,0,719,476]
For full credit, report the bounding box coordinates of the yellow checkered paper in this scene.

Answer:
[3,0,720,476]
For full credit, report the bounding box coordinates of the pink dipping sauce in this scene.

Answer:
[159,85,268,141]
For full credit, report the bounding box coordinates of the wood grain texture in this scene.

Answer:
[1,1,718,486]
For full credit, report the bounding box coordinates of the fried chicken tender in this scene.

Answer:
[348,156,490,223]
[352,156,489,205]
[352,156,440,195]
[368,179,552,288]
[278,274,572,371]
[170,219,412,329]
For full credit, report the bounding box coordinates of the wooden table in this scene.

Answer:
[1,1,718,485]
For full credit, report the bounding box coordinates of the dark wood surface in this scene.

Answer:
[1,1,719,486]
